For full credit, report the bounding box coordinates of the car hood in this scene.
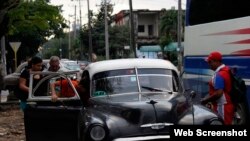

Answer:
[89,94,189,123]
[87,95,189,138]
[113,99,185,124]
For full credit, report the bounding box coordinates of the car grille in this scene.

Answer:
[113,135,170,141]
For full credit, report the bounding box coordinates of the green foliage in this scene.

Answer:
[109,25,130,59]
[159,9,182,64]
[90,2,114,57]
[93,1,114,26]
[159,34,172,50]
[8,0,66,38]
[0,0,20,37]
[6,0,67,63]
[42,37,68,59]
[159,10,177,61]
[79,2,129,59]
[160,10,178,42]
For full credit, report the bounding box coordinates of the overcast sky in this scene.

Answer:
[50,0,186,24]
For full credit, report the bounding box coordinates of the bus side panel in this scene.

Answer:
[184,17,250,56]
[183,56,250,113]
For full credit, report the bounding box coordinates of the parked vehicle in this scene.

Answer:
[3,60,49,100]
[60,60,83,80]
[61,60,81,71]
[24,58,223,141]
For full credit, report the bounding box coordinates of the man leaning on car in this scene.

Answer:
[47,56,62,72]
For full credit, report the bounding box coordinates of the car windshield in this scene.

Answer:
[62,61,81,71]
[91,68,180,100]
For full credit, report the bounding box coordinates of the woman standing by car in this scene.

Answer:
[18,56,43,111]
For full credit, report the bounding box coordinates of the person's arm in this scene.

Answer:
[76,83,86,94]
[201,73,225,104]
[19,77,29,92]
[50,81,60,102]
[201,89,223,104]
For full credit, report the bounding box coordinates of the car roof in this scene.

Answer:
[15,60,50,73]
[85,58,178,77]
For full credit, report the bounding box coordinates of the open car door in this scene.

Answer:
[24,71,83,141]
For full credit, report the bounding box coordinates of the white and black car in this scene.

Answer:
[24,58,223,141]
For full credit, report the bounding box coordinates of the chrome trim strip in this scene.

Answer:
[141,123,173,128]
[113,135,170,141]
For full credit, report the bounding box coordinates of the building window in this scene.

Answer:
[148,25,153,36]
[138,25,145,32]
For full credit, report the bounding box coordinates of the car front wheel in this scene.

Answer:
[233,102,248,125]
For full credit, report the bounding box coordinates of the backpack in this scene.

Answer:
[228,69,247,104]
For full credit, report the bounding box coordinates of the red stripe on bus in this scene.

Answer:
[231,49,250,55]
[227,39,250,44]
[204,28,250,36]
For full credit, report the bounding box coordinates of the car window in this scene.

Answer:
[92,75,139,96]
[91,68,180,98]
[30,72,79,100]
[182,72,209,98]
[61,61,81,71]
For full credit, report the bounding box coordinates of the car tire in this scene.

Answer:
[233,102,248,125]
[7,89,19,101]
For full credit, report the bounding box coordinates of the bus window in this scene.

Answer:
[187,0,250,25]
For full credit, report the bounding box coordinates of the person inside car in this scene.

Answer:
[50,77,79,102]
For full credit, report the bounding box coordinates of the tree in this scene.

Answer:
[7,0,67,64]
[42,37,69,59]
[0,0,20,38]
[109,25,130,59]
[80,2,130,59]
[159,9,184,64]
[159,10,178,47]
[90,1,113,57]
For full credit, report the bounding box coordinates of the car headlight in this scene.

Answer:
[90,125,106,141]
[208,118,224,125]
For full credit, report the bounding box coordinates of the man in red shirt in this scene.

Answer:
[50,78,78,102]
[201,51,234,125]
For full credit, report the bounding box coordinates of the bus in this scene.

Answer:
[183,0,250,124]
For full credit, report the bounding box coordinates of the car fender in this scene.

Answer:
[178,104,222,124]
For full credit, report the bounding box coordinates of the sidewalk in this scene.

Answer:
[0,90,19,104]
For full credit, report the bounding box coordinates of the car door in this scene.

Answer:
[24,71,82,141]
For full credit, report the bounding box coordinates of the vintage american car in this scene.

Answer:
[24,58,223,141]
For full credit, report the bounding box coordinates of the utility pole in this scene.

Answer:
[74,5,77,40]
[68,18,71,59]
[129,0,136,58]
[104,0,109,60]
[78,0,83,60]
[59,38,62,59]
[87,0,93,62]
[1,36,7,75]
[177,0,182,71]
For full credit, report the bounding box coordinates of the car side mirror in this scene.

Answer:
[190,90,196,99]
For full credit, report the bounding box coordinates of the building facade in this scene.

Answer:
[113,9,164,48]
